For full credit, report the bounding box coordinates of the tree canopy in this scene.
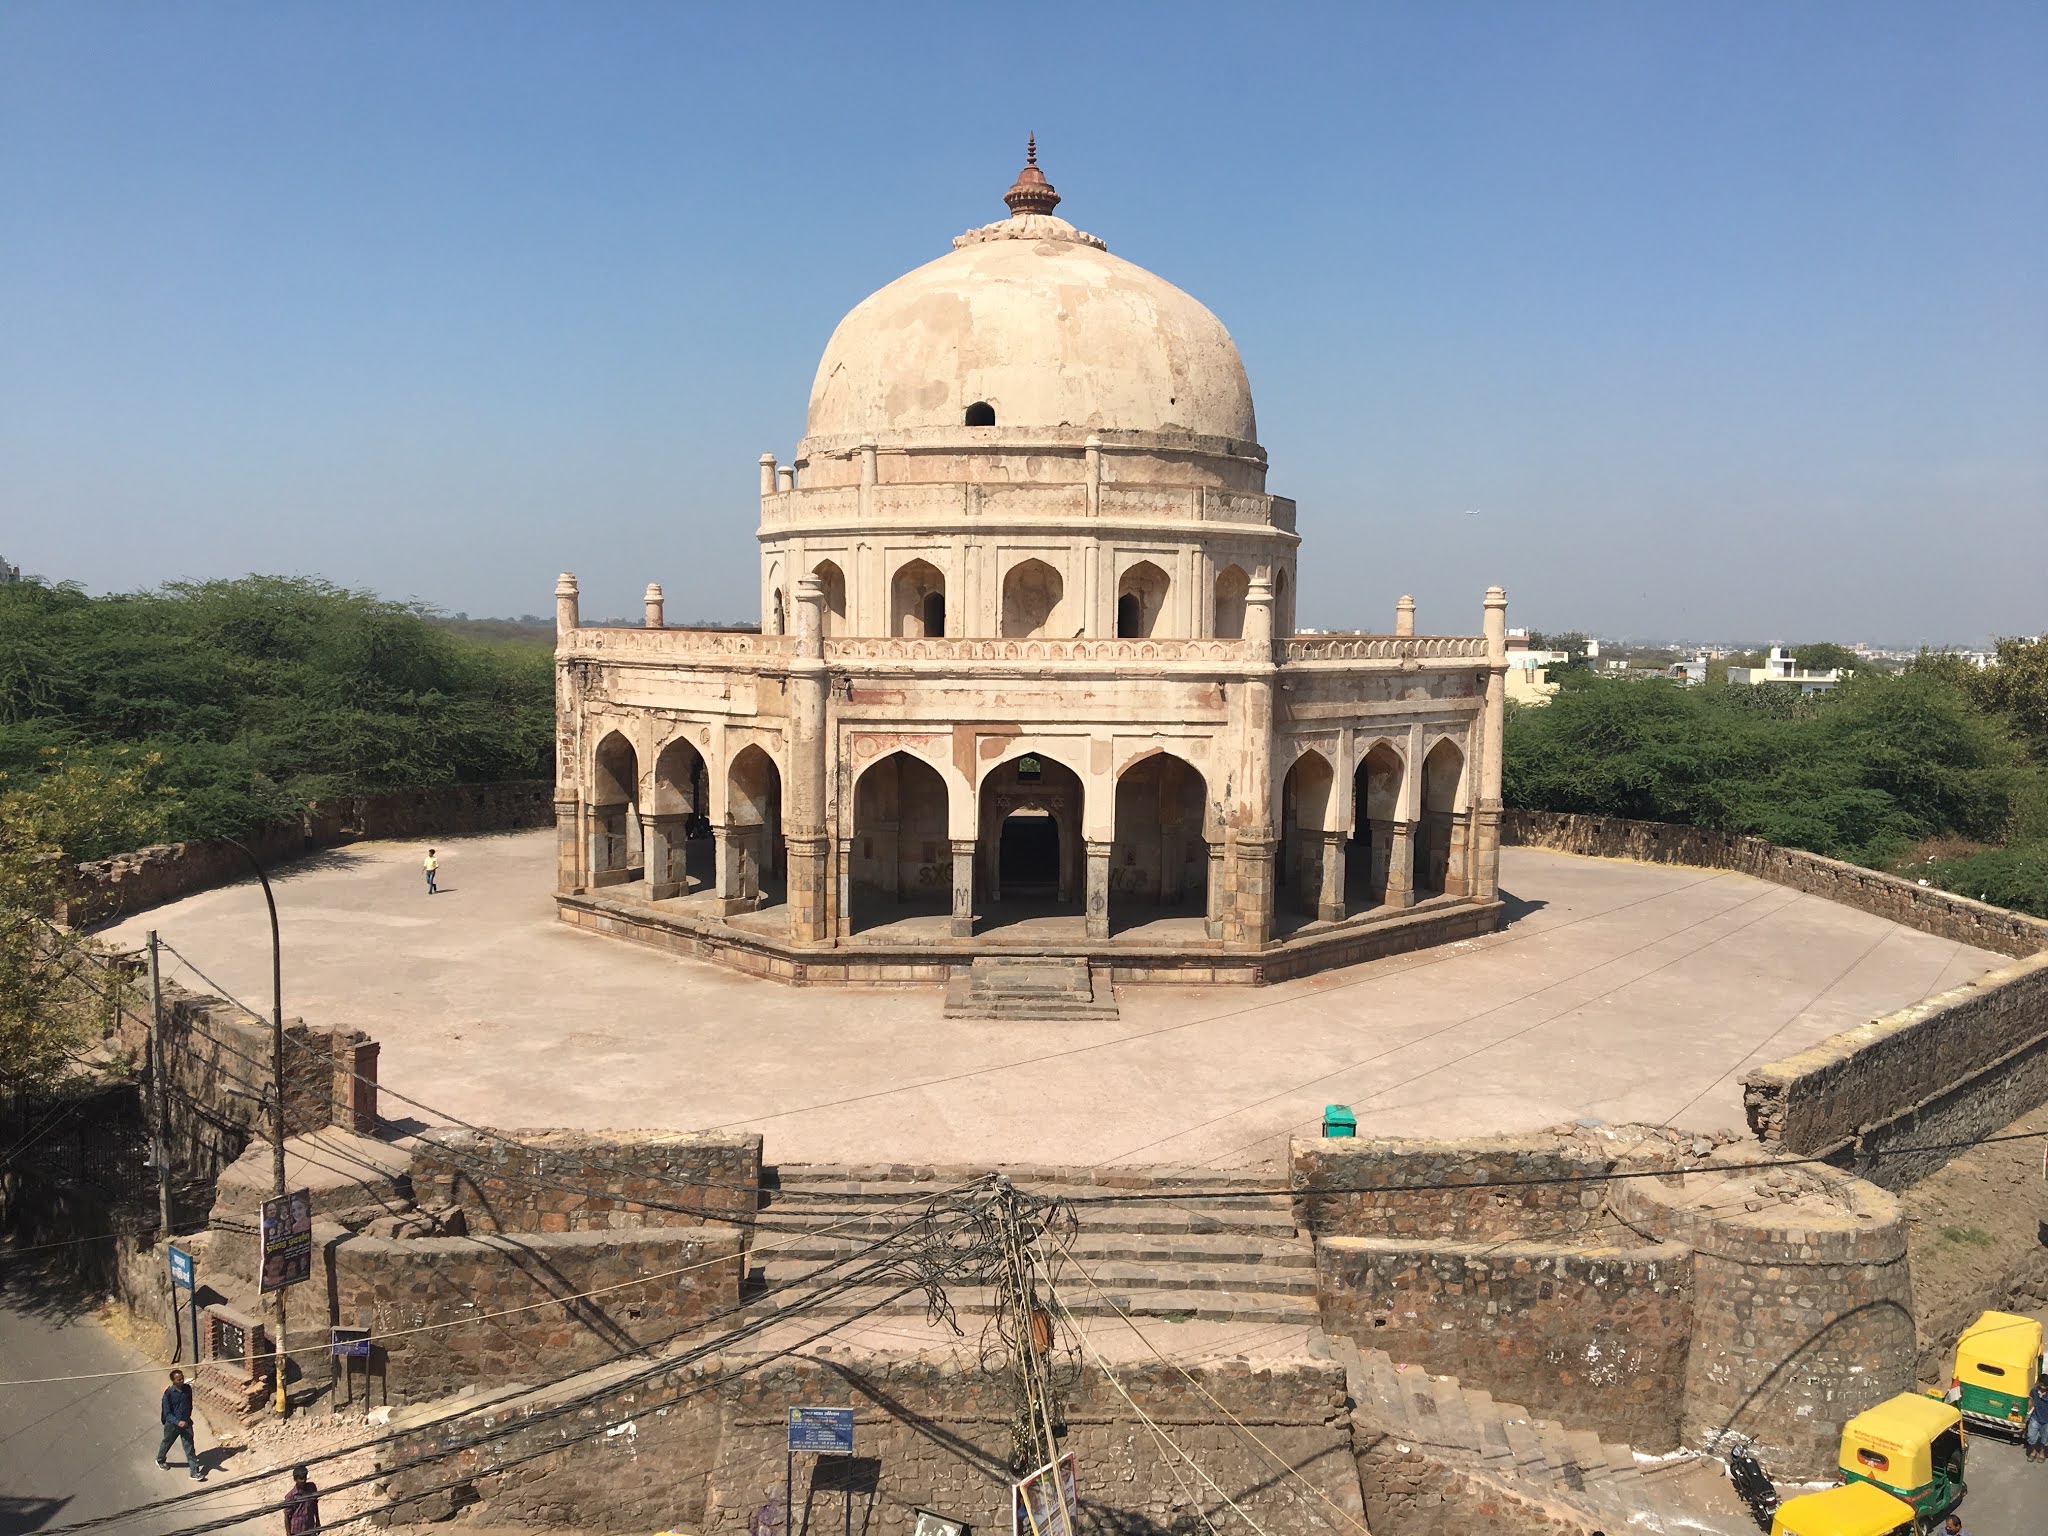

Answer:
[0,576,554,861]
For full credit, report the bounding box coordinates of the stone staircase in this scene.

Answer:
[1317,1332,1753,1535]
[942,957,1118,1020]
[742,1165,1317,1326]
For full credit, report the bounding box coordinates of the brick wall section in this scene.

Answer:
[1743,951,2048,1185]
[67,780,553,925]
[1503,809,2048,959]
[331,1227,742,1405]
[1290,1134,1657,1240]
[407,1128,762,1234]
[1316,1236,1694,1451]
[1612,1169,1915,1479]
[376,1350,1364,1534]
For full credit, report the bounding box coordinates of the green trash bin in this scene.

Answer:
[1322,1104,1357,1138]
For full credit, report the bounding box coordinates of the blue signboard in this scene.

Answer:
[787,1406,855,1454]
[168,1245,195,1290]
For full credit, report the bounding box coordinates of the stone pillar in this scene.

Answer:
[1084,840,1112,941]
[714,824,758,910]
[784,576,832,946]
[1317,832,1346,924]
[1222,834,1277,947]
[758,453,777,498]
[553,797,581,892]
[1474,584,1509,901]
[555,572,580,637]
[588,806,631,887]
[949,839,976,938]
[1394,593,1414,636]
[1382,819,1417,909]
[1204,842,1225,940]
[833,836,853,939]
[1226,576,1280,949]
[1084,434,1102,518]
[1443,812,1471,899]
[643,813,685,900]
[643,583,665,629]
[777,464,795,493]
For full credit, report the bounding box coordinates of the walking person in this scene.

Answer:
[284,1464,322,1534]
[2028,1371,2048,1462]
[155,1368,204,1479]
[423,847,438,895]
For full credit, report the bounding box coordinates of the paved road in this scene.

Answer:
[1955,1424,2039,1534]
[0,1270,262,1536]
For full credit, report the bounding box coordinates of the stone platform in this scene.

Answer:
[941,957,1119,1019]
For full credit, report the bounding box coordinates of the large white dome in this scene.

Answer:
[802,158,1257,448]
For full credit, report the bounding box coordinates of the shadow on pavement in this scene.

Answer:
[0,1494,71,1536]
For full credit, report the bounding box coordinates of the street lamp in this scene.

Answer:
[224,839,290,1416]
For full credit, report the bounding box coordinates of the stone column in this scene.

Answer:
[643,814,685,900]
[1443,812,1471,898]
[1317,832,1347,924]
[1084,840,1113,941]
[555,572,580,637]
[1223,834,1278,947]
[714,824,758,911]
[1394,593,1414,636]
[588,805,631,888]
[1224,576,1280,949]
[1474,584,1509,901]
[553,797,581,892]
[834,836,853,939]
[784,576,832,946]
[1204,842,1225,940]
[1383,820,1417,909]
[949,839,976,938]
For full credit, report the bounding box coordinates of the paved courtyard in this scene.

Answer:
[104,831,2002,1169]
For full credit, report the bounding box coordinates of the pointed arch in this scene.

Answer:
[1110,751,1208,931]
[849,751,952,932]
[891,559,946,638]
[1000,558,1065,638]
[589,730,640,887]
[1350,740,1406,909]
[1213,564,1250,640]
[1279,749,1336,919]
[811,560,848,637]
[1419,737,1468,898]
[976,750,1085,922]
[1274,566,1294,637]
[722,743,784,906]
[1116,560,1170,639]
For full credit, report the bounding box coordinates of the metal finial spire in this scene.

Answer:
[1004,136,1060,217]
[1027,133,1037,167]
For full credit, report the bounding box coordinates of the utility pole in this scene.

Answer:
[145,931,173,1239]
[227,839,291,1417]
[990,1178,1074,1533]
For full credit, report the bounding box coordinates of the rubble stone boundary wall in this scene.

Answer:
[332,1227,743,1405]
[378,1348,1365,1534]
[1743,951,2048,1186]
[67,779,553,926]
[408,1128,763,1234]
[1503,808,2048,959]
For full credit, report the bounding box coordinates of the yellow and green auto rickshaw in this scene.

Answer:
[1949,1309,2046,1434]
[1769,1480,1919,1536]
[1838,1392,1965,1522]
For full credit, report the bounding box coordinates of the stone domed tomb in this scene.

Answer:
[551,145,1510,986]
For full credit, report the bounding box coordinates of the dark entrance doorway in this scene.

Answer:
[998,810,1060,897]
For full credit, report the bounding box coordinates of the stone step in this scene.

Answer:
[743,1280,1320,1326]
[1428,1372,1480,1455]
[753,1253,1316,1298]
[759,1199,1297,1240]
[1464,1390,1516,1467]
[943,958,1117,1020]
[750,1228,1313,1270]
[1499,1412,1547,1476]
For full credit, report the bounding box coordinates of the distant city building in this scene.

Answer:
[1666,653,1711,686]
[1504,631,1563,704]
[1727,645,1843,695]
[0,554,19,584]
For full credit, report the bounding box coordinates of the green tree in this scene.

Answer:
[1793,642,1859,674]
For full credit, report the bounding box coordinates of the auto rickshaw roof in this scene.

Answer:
[1844,1392,1962,1442]
[1771,1480,1917,1536]
[1956,1309,2043,1373]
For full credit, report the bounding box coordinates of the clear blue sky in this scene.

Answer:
[4,2,2044,646]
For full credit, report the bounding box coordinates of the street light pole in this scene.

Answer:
[225,839,289,1417]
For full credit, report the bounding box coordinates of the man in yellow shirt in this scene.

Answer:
[423,848,439,896]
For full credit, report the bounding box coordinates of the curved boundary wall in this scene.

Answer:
[1504,809,2048,1189]
[64,780,553,927]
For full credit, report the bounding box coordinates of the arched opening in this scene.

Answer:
[589,731,640,888]
[1115,561,1170,639]
[771,589,787,636]
[1000,558,1065,639]
[1350,742,1405,909]
[850,753,951,933]
[1279,750,1335,920]
[647,736,710,900]
[1419,739,1467,898]
[1213,564,1249,640]
[891,559,947,638]
[724,745,784,909]
[1274,567,1293,637]
[812,560,847,637]
[977,753,1084,929]
[1110,753,1209,934]
[964,401,996,427]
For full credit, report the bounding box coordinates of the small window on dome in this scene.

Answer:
[965,401,996,427]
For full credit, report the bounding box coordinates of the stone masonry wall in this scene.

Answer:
[407,1128,762,1234]
[378,1349,1364,1535]
[1356,1429,1612,1536]
[1316,1236,1694,1451]
[1291,1134,1654,1241]
[67,780,553,926]
[1743,952,2048,1187]
[330,1227,743,1405]
[1504,809,2048,959]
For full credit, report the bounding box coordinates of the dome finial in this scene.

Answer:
[1004,136,1061,217]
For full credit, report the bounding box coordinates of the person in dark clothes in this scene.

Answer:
[155,1369,204,1479]
[2027,1372,2048,1461]
[285,1464,321,1534]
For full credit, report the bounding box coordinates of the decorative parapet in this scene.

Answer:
[823,635,1261,665]
[760,479,1295,530]
[560,628,797,662]
[1283,634,1490,662]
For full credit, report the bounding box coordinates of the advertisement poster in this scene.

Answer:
[1012,1453,1077,1536]
[260,1188,313,1292]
